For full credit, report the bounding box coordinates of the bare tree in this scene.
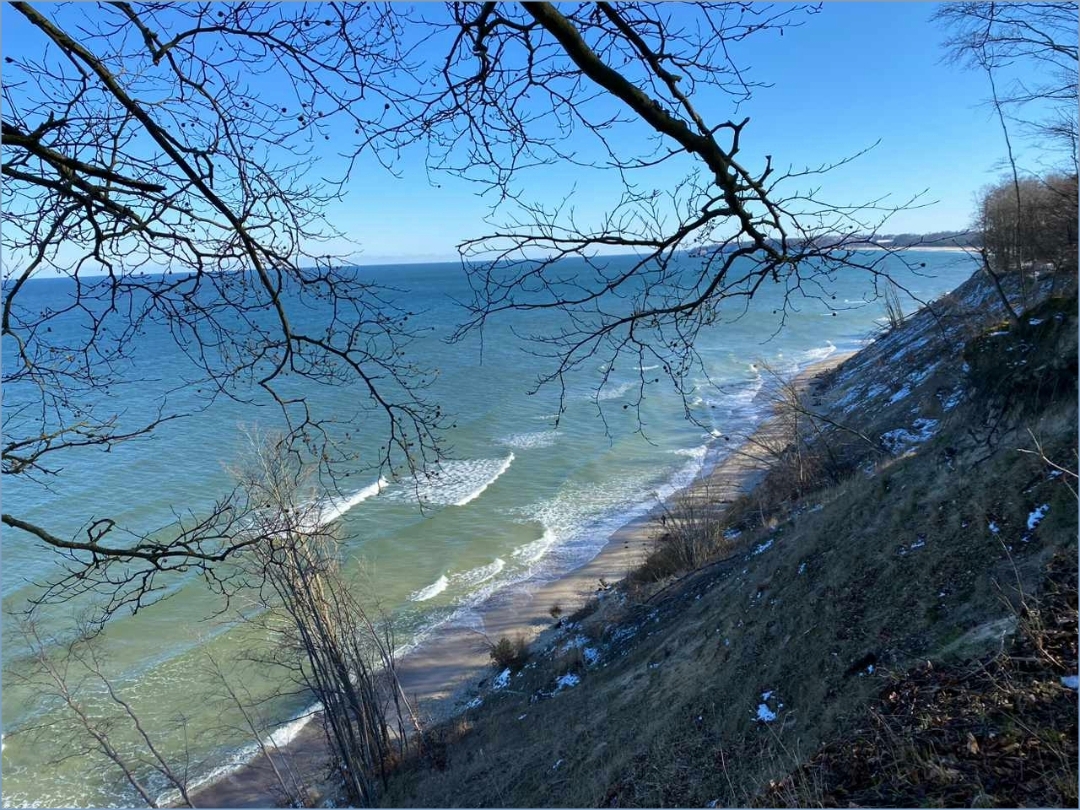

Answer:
[936,3,1079,313]
[936,2,1078,172]
[2,2,444,620]
[5,618,198,807]
[979,172,1079,277]
[201,650,311,807]
[369,2,933,426]
[227,433,417,807]
[5,2,932,617]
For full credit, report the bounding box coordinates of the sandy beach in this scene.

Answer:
[191,352,852,807]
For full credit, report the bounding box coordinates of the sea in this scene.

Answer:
[1,250,978,807]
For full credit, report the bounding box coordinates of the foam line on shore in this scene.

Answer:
[187,360,841,805]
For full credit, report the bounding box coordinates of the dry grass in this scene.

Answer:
[629,482,735,585]
[755,554,1078,808]
[380,275,1078,809]
[487,635,530,672]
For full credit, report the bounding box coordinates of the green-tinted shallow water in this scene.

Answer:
[1,251,977,807]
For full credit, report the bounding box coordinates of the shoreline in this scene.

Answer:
[190,351,854,807]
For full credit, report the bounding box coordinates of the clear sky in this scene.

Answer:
[321,2,1063,263]
[2,2,1067,267]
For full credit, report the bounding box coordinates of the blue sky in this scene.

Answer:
[324,3,1060,263]
[2,2,1065,267]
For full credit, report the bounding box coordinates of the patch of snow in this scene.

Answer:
[988,521,1001,534]
[560,634,590,654]
[910,536,926,550]
[939,387,964,411]
[987,330,1009,337]
[583,647,601,667]
[555,672,580,691]
[492,668,511,690]
[962,362,971,373]
[1028,317,1044,326]
[866,664,875,675]
[1026,504,1050,531]
[881,418,939,454]
[798,562,807,575]
[752,539,774,556]
[835,388,860,412]
[465,696,483,709]
[864,383,890,402]
[888,385,912,404]
[723,527,742,540]
[1061,675,1079,690]
[908,361,940,386]
[761,690,774,701]
[756,704,777,723]
[552,759,564,770]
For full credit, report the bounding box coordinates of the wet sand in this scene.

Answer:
[191,353,851,806]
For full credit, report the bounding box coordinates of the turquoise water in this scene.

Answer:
[1,251,977,807]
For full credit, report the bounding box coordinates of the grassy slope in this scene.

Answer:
[383,269,1078,808]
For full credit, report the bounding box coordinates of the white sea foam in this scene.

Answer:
[512,527,559,566]
[705,372,765,412]
[154,703,322,807]
[454,454,514,506]
[800,341,837,363]
[266,708,319,749]
[391,454,515,507]
[596,381,634,401]
[673,446,707,458]
[454,558,506,588]
[513,442,712,579]
[498,431,558,450]
[409,574,449,602]
[317,477,387,524]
